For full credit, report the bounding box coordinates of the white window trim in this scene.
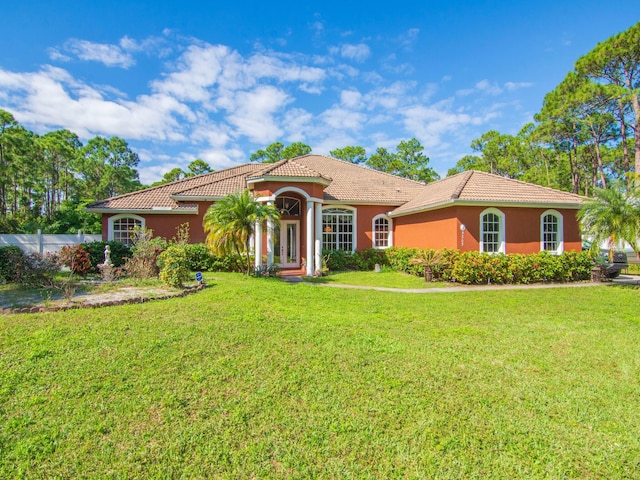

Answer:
[322,205,357,252]
[479,208,505,254]
[108,214,145,244]
[372,214,392,249]
[540,209,564,254]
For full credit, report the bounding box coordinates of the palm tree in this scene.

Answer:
[409,249,445,282]
[203,189,280,275]
[578,185,640,258]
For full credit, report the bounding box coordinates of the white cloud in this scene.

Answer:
[0,65,191,141]
[398,28,420,49]
[57,38,136,68]
[401,101,481,148]
[457,80,534,97]
[282,108,314,140]
[340,89,362,108]
[225,86,290,143]
[320,106,366,131]
[339,43,371,63]
[505,81,534,91]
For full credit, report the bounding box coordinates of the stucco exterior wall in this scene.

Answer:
[393,208,459,249]
[393,206,582,253]
[102,200,212,244]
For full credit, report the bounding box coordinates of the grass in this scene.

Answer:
[1,272,639,478]
[303,269,446,289]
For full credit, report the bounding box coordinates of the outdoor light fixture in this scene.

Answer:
[460,224,466,246]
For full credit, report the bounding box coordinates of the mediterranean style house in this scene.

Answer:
[87,155,584,275]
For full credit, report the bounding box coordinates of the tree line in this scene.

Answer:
[448,21,640,195]
[0,109,142,234]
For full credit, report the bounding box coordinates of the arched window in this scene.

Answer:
[109,214,144,246]
[541,210,563,254]
[372,214,392,249]
[275,196,301,216]
[322,207,356,252]
[480,208,505,253]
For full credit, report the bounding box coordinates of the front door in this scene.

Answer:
[275,220,300,268]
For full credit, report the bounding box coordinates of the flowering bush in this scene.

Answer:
[449,250,593,285]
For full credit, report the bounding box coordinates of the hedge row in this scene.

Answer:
[329,246,594,284]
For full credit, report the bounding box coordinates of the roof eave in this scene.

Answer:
[85,207,198,214]
[247,175,332,186]
[323,199,407,206]
[170,195,225,201]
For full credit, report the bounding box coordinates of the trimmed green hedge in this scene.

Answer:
[328,246,593,285]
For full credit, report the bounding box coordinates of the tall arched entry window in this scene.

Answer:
[322,207,356,252]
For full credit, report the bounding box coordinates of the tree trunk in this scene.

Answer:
[616,99,631,186]
[625,72,640,182]
[423,266,433,282]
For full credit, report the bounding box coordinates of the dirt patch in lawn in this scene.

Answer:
[1,282,206,314]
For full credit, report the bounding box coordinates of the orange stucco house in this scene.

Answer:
[87,155,584,275]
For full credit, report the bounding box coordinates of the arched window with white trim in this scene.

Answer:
[372,214,392,249]
[541,210,563,254]
[480,208,505,253]
[108,214,145,246]
[322,207,356,252]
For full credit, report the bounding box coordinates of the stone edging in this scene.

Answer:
[1,283,208,315]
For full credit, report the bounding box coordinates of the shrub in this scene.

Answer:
[183,243,244,272]
[59,244,92,276]
[209,254,244,272]
[357,248,387,270]
[436,248,460,280]
[184,243,215,271]
[386,247,422,276]
[157,245,191,288]
[12,252,60,287]
[0,245,24,283]
[124,228,167,279]
[322,249,354,271]
[83,241,131,272]
[449,250,594,285]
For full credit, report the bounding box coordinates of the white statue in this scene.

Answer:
[103,245,112,266]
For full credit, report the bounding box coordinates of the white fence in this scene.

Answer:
[0,230,102,255]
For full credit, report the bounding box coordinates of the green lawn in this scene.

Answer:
[303,269,445,289]
[1,273,639,478]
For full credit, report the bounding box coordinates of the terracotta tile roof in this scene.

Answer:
[293,155,427,203]
[391,170,584,216]
[87,158,583,215]
[248,158,331,181]
[87,163,263,211]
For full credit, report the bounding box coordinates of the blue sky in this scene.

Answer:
[0,1,636,184]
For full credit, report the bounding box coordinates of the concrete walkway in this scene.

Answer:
[281,274,640,293]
